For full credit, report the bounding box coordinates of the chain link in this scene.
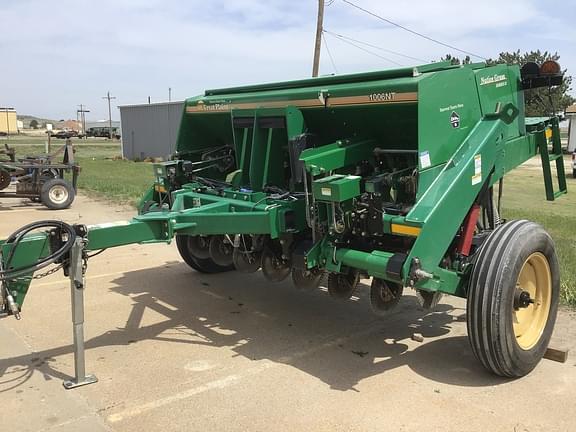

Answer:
[12,238,90,282]
[81,238,89,276]
[31,260,68,280]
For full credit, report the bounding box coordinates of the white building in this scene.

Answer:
[566,104,576,152]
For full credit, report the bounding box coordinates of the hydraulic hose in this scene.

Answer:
[0,220,77,282]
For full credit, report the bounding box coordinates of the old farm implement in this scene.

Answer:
[0,142,79,209]
[0,60,567,387]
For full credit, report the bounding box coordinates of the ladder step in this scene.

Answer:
[553,189,567,199]
[548,154,562,162]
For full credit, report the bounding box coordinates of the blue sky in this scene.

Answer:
[1,0,574,120]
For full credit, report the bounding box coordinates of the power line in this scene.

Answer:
[325,30,403,66]
[321,31,339,74]
[323,29,427,63]
[340,0,486,60]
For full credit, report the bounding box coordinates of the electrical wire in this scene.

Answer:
[321,31,339,74]
[340,0,487,60]
[323,29,426,63]
[86,249,107,259]
[325,31,403,66]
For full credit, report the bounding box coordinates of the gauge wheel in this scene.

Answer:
[467,220,559,377]
[40,178,75,209]
[209,235,235,267]
[176,234,234,274]
[0,169,10,190]
[187,236,212,259]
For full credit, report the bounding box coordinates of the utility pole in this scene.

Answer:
[312,0,325,77]
[102,91,116,140]
[77,105,90,140]
[168,87,172,102]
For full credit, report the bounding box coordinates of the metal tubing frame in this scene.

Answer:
[62,237,98,389]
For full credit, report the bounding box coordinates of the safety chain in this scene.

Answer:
[32,261,68,280]
[31,238,89,280]
[82,254,88,275]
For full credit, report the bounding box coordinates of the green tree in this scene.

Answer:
[29,119,38,129]
[442,51,574,116]
[441,54,471,65]
[488,50,574,116]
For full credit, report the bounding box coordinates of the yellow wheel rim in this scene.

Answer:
[513,252,552,350]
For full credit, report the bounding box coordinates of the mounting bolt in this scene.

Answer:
[414,269,434,280]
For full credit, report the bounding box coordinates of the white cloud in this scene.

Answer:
[0,0,573,119]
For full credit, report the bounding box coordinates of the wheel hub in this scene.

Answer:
[514,290,534,309]
[49,185,69,204]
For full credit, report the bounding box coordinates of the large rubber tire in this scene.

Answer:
[467,220,559,377]
[40,178,75,209]
[176,234,234,274]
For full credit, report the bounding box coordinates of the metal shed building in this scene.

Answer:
[119,101,184,160]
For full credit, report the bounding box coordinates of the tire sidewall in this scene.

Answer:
[41,179,74,210]
[495,223,560,375]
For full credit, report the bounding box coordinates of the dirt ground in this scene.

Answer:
[1,194,575,432]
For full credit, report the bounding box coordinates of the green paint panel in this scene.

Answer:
[312,174,361,202]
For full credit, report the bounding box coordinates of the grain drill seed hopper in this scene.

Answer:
[0,60,567,387]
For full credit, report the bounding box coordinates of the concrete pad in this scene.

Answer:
[1,194,576,431]
[0,323,110,432]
